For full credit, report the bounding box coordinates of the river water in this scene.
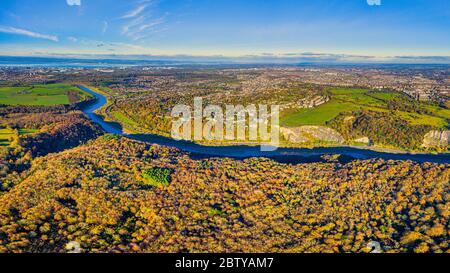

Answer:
[79,86,450,164]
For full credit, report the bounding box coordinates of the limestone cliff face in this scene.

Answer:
[422,130,450,149]
[353,137,372,145]
[281,126,345,144]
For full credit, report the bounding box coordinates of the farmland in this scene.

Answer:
[0,83,92,106]
[0,127,38,146]
[280,88,449,128]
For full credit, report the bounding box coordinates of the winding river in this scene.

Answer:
[79,86,450,164]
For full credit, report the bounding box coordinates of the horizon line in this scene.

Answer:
[1,53,450,65]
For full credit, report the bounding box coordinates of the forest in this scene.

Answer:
[327,110,434,150]
[0,135,449,253]
[0,103,103,192]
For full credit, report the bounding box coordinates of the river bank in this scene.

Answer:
[78,85,450,164]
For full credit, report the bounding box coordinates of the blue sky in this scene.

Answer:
[0,0,449,62]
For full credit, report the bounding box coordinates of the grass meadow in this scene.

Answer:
[0,84,90,106]
[280,88,449,128]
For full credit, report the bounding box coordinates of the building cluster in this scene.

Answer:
[281,67,449,103]
[1,65,448,106]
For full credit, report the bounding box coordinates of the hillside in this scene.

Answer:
[0,136,448,253]
[0,104,103,191]
[97,73,449,151]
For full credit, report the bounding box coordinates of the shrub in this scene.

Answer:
[142,167,173,187]
[101,134,121,141]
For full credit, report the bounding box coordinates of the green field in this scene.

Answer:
[281,88,449,128]
[0,128,38,146]
[281,101,361,126]
[0,128,13,146]
[111,111,140,127]
[0,83,92,106]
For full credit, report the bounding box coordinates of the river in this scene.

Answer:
[79,86,450,164]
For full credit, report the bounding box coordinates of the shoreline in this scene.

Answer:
[78,85,450,163]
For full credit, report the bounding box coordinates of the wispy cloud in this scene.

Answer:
[102,21,109,34]
[121,16,146,35]
[139,17,165,32]
[118,1,168,41]
[0,25,58,42]
[122,16,166,41]
[121,3,148,19]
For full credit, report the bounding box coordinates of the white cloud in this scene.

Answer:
[121,4,148,19]
[121,15,167,41]
[139,17,165,31]
[122,16,146,35]
[0,25,59,42]
[119,1,166,41]
[68,36,78,42]
[66,0,81,6]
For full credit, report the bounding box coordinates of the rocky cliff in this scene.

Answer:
[281,126,345,144]
[422,130,450,149]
